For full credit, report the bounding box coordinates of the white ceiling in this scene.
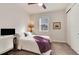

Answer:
[0,3,70,14]
[18,3,70,14]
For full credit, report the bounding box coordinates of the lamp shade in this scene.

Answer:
[28,20,34,32]
[28,20,34,28]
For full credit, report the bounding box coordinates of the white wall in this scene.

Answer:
[0,4,29,33]
[67,4,79,54]
[30,10,67,42]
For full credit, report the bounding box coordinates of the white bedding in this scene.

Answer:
[17,36,41,54]
[17,34,51,55]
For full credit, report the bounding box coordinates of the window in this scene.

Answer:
[39,17,49,32]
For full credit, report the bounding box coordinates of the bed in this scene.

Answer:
[17,32,52,55]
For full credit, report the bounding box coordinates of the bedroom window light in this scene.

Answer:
[39,17,49,32]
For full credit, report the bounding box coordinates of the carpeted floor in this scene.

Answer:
[52,42,77,55]
[4,42,78,55]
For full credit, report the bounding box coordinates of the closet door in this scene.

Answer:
[68,4,79,54]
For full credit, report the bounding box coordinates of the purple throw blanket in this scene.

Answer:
[33,36,51,53]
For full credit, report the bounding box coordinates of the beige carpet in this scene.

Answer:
[52,42,77,55]
[6,42,77,55]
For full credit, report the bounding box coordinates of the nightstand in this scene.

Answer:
[13,37,17,50]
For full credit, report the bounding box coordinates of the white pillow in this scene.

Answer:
[16,33,25,38]
[16,32,32,38]
[24,32,32,36]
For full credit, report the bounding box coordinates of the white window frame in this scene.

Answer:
[39,17,49,32]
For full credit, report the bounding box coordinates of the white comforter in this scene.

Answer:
[17,35,51,55]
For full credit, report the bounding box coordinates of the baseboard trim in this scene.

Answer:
[52,41,66,44]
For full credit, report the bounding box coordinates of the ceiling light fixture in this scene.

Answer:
[38,3,43,6]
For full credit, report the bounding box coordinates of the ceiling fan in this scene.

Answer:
[28,3,46,9]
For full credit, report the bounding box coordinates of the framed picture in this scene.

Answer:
[53,22,61,30]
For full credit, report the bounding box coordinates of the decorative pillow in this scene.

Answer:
[17,32,32,38]
[24,32,32,36]
[17,33,25,38]
[24,33,27,37]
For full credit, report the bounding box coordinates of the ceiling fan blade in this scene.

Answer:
[28,3,46,9]
[28,3,37,5]
[42,4,46,9]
